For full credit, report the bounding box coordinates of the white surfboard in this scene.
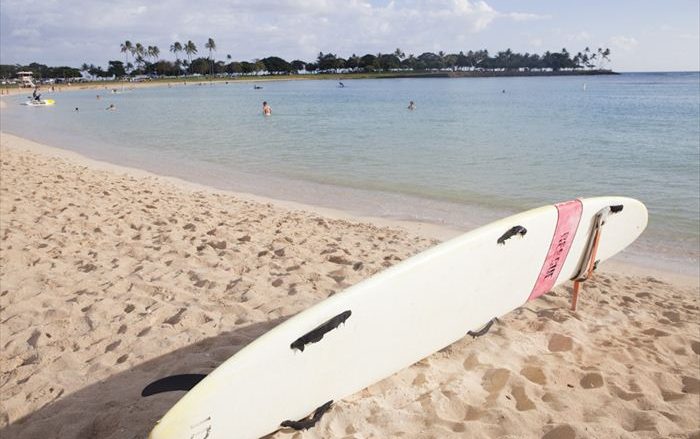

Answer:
[147,196,647,439]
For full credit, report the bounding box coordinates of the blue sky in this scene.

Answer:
[1,0,698,71]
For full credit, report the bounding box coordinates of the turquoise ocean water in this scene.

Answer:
[2,72,698,273]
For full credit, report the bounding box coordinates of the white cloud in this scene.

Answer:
[676,33,699,41]
[0,0,549,65]
[506,12,552,22]
[610,35,638,51]
[567,31,591,42]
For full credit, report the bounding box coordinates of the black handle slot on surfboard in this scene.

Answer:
[280,400,333,430]
[291,311,351,352]
[467,317,498,338]
[497,226,527,245]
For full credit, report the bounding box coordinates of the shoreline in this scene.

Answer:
[0,69,618,96]
[1,131,697,287]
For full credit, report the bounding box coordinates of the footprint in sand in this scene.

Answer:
[328,255,351,265]
[27,330,41,348]
[681,376,700,394]
[511,385,536,411]
[548,334,573,352]
[641,328,670,337]
[462,353,480,371]
[580,372,604,389]
[541,392,567,412]
[662,311,681,323]
[660,388,685,401]
[691,340,700,355]
[481,368,510,403]
[104,341,121,353]
[208,240,227,250]
[464,404,483,421]
[542,424,576,439]
[521,366,547,385]
[163,308,186,325]
[412,372,427,386]
[608,383,642,401]
[623,410,658,432]
[327,269,346,284]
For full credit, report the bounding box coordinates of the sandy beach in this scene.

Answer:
[0,132,698,438]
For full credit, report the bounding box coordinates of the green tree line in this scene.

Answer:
[116,39,612,76]
[0,63,82,80]
[1,38,612,80]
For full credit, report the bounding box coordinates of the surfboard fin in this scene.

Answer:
[570,204,623,310]
[141,374,207,396]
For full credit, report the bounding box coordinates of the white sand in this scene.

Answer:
[1,133,698,438]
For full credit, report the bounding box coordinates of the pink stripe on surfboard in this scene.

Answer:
[528,199,583,301]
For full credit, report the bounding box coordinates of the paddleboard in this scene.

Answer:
[147,196,647,439]
[22,99,55,106]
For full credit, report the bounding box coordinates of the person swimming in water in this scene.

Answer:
[262,101,271,116]
[106,104,116,111]
[407,100,416,110]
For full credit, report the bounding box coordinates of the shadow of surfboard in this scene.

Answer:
[1,317,287,439]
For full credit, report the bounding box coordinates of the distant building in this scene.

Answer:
[17,71,35,88]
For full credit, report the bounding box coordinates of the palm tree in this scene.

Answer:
[170,42,183,61]
[133,43,145,70]
[120,41,133,72]
[205,37,216,76]
[184,40,197,68]
[598,48,611,69]
[148,46,160,75]
[152,46,160,61]
[394,48,405,60]
[170,42,183,75]
[504,48,513,70]
[583,47,594,69]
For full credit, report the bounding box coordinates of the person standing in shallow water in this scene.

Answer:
[407,100,416,110]
[262,101,271,116]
